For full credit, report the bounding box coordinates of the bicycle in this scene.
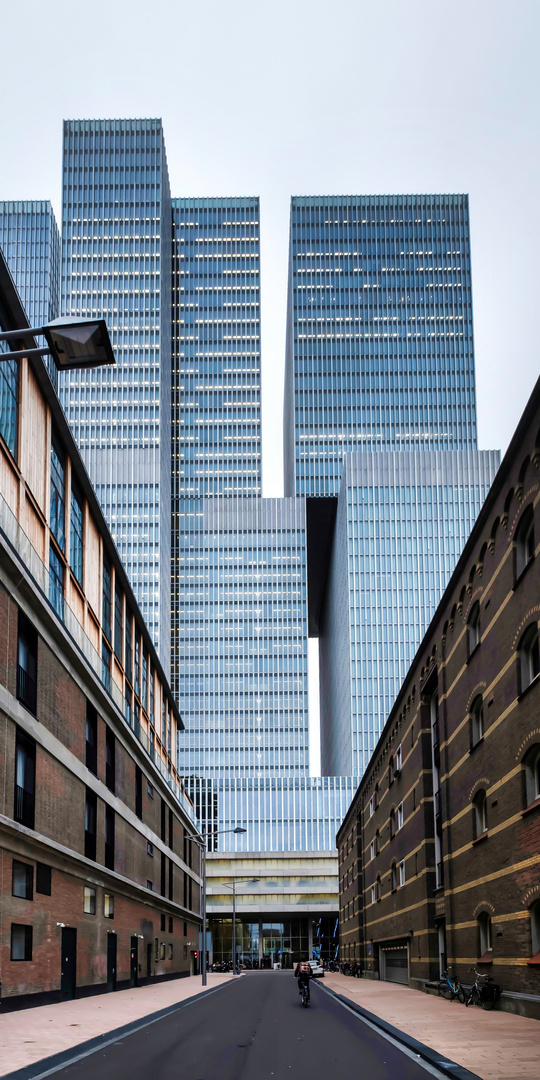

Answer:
[437,969,466,1003]
[465,969,500,1010]
[300,981,310,1007]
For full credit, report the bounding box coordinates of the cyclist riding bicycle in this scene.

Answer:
[294,960,312,1003]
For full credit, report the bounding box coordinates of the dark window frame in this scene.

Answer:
[12,859,33,900]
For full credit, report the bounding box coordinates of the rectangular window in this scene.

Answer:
[134,636,140,696]
[102,640,111,694]
[102,555,111,642]
[125,607,132,683]
[105,728,115,794]
[104,892,114,919]
[114,586,123,662]
[161,851,166,896]
[49,545,64,619]
[168,943,173,960]
[369,796,374,818]
[84,789,97,861]
[160,913,166,932]
[83,886,96,914]
[14,728,36,829]
[142,651,147,711]
[371,885,376,904]
[0,353,18,458]
[50,432,65,552]
[105,806,115,870]
[399,861,406,887]
[169,808,173,851]
[147,781,154,799]
[370,840,375,861]
[17,611,37,715]
[86,701,98,775]
[149,666,154,721]
[36,863,51,895]
[70,479,83,586]
[169,859,173,902]
[161,799,166,842]
[147,879,153,891]
[135,766,142,820]
[395,744,402,773]
[11,923,32,961]
[154,937,159,961]
[160,941,166,960]
[12,860,33,900]
[148,841,154,857]
[397,802,404,831]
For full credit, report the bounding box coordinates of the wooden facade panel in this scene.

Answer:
[20,363,47,512]
[84,506,101,617]
[0,447,18,517]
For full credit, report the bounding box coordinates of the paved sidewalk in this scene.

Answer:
[0,973,236,1076]
[320,973,540,1080]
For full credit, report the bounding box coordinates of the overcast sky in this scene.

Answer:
[1,0,538,496]
[1,0,538,773]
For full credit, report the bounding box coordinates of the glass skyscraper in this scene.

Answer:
[59,119,171,669]
[319,449,500,776]
[285,194,478,497]
[0,200,60,387]
[283,194,499,777]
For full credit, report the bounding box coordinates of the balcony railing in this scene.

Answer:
[17,664,37,714]
[15,784,35,829]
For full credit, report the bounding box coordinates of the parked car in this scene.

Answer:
[308,959,324,978]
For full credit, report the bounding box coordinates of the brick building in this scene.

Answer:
[0,252,202,1009]
[337,376,540,1017]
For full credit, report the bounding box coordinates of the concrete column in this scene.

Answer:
[308,916,313,958]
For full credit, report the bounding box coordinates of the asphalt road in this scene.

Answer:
[49,972,443,1080]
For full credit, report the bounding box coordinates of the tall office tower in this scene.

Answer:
[171,197,262,707]
[0,200,60,387]
[284,194,499,775]
[60,120,171,668]
[284,194,478,497]
[319,450,500,776]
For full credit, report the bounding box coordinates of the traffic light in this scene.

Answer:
[193,951,198,958]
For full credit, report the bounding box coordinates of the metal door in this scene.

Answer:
[130,935,138,987]
[61,927,77,999]
[107,933,117,992]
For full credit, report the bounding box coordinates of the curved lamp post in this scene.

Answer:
[184,825,246,986]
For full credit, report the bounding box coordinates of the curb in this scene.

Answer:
[317,982,483,1080]
[1,979,241,1080]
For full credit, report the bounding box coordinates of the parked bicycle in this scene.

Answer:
[437,969,466,1003]
[465,969,500,1010]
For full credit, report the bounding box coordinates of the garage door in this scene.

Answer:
[382,946,409,985]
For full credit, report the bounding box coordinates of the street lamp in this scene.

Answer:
[221,878,260,974]
[184,825,246,987]
[0,316,115,369]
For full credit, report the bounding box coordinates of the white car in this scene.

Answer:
[308,960,324,978]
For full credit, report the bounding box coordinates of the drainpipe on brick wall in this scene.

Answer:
[440,635,457,971]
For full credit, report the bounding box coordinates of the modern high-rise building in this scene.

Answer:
[59,119,172,669]
[0,200,60,386]
[319,449,500,776]
[284,194,499,777]
[285,194,478,497]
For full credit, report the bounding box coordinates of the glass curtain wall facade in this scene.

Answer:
[0,200,60,388]
[319,450,500,776]
[171,197,262,703]
[59,120,171,669]
[284,194,478,497]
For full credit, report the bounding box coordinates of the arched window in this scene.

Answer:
[519,624,540,693]
[388,755,394,786]
[374,782,379,810]
[376,874,381,901]
[470,695,484,748]
[478,912,492,958]
[375,828,380,855]
[515,506,535,580]
[468,601,481,655]
[531,900,540,958]
[389,807,396,839]
[473,790,487,839]
[523,745,540,807]
[391,862,397,891]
